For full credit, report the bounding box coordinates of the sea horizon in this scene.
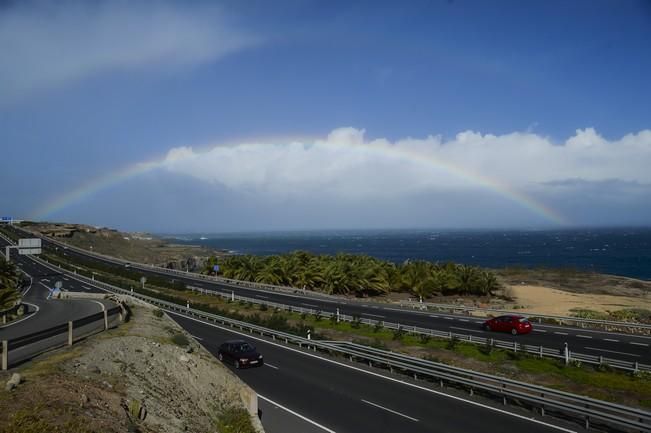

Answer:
[162,227,651,281]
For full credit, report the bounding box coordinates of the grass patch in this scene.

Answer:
[0,408,95,433]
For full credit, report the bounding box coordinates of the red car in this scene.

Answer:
[482,315,532,335]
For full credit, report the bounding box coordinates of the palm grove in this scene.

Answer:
[0,260,20,309]
[204,251,500,299]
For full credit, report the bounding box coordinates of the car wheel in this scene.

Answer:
[235,360,240,369]
[218,353,223,361]
[511,328,518,335]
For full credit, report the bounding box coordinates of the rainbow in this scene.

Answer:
[31,137,568,225]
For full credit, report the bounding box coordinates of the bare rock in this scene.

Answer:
[5,372,22,391]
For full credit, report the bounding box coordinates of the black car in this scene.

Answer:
[217,340,264,369]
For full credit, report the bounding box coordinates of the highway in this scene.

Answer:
[0,228,612,432]
[16,226,648,366]
[171,313,586,433]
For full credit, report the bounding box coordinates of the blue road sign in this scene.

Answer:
[213,264,220,272]
[1,216,12,221]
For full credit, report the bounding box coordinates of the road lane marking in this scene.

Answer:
[361,313,385,318]
[604,338,619,342]
[264,363,279,370]
[458,319,469,322]
[41,278,50,282]
[190,335,204,341]
[361,399,419,422]
[258,394,337,433]
[169,312,578,433]
[584,347,640,357]
[533,329,547,333]
[630,342,649,347]
[257,295,269,299]
[576,335,592,339]
[450,326,484,333]
[554,332,568,336]
[301,303,320,308]
[82,286,94,291]
[444,317,453,320]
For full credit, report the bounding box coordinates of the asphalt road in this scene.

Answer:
[26,230,649,366]
[0,235,112,342]
[171,313,586,433]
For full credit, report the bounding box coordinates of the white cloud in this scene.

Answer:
[158,127,651,201]
[0,2,256,101]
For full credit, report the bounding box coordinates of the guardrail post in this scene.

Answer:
[68,321,73,346]
[2,340,7,371]
[2,314,5,324]
[539,346,543,358]
[103,310,108,330]
[634,361,639,373]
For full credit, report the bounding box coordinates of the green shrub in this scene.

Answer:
[446,336,459,350]
[373,321,384,333]
[171,333,189,347]
[215,407,256,433]
[392,326,406,341]
[152,309,163,318]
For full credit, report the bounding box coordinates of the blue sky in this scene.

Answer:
[1,0,650,232]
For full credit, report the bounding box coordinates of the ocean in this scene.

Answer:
[164,228,651,280]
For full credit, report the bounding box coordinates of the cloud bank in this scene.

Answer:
[158,127,651,205]
[0,1,255,101]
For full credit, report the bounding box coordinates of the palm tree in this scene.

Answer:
[0,260,20,309]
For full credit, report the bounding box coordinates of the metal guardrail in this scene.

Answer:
[399,300,651,334]
[24,227,651,336]
[30,257,651,433]
[31,254,651,373]
[1,305,123,370]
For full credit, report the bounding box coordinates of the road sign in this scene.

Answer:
[18,238,41,255]
[1,216,12,221]
[213,264,220,272]
[55,281,63,289]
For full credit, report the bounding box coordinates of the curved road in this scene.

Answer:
[0,235,112,341]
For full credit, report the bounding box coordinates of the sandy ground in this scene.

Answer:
[509,284,651,316]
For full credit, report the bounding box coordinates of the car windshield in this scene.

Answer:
[234,343,255,352]
[518,318,530,323]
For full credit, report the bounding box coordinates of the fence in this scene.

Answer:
[1,304,125,370]
[23,227,651,336]
[29,255,651,373]
[26,257,650,433]
[399,299,651,335]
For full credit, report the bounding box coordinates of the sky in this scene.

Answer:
[1,0,650,233]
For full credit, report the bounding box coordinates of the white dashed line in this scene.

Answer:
[533,329,547,333]
[604,338,619,343]
[450,326,484,333]
[264,363,279,370]
[190,335,204,341]
[630,342,649,347]
[301,303,319,308]
[362,313,385,319]
[554,332,568,336]
[584,347,639,357]
[576,335,592,339]
[459,319,469,322]
[361,399,419,422]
